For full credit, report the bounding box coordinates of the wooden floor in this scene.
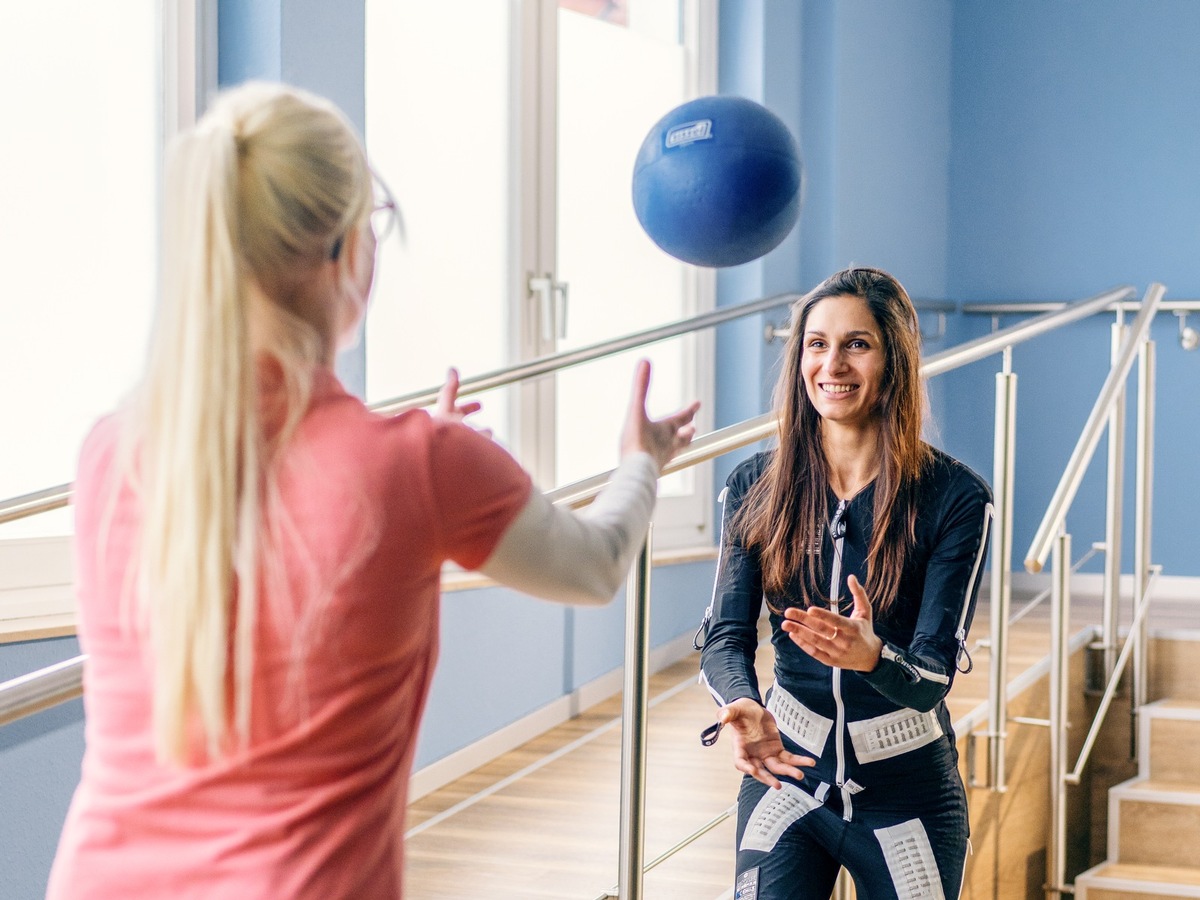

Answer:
[403,592,1196,899]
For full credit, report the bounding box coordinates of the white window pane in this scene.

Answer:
[554,4,697,494]
[364,1,513,441]
[0,3,158,538]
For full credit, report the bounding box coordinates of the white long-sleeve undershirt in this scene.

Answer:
[477,452,658,606]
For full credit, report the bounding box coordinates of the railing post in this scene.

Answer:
[1133,338,1156,727]
[1047,527,1071,899]
[1102,320,1127,682]
[987,349,1017,791]
[617,530,653,899]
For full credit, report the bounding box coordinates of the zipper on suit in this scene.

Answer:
[955,502,995,674]
[826,499,852,821]
[693,486,730,651]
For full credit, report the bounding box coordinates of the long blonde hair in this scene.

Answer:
[734,267,931,617]
[131,82,373,763]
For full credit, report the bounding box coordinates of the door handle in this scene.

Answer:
[529,275,569,342]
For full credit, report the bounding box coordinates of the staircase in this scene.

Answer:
[1076,690,1200,898]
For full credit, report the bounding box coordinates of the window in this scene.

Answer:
[0,1,206,625]
[364,0,717,546]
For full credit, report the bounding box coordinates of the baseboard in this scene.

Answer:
[409,630,699,801]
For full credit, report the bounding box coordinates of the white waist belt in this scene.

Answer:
[848,706,943,764]
[767,682,833,756]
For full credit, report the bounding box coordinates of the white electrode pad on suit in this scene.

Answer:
[739,783,822,854]
[874,818,945,900]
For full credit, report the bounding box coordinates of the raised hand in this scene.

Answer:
[716,697,816,790]
[434,367,491,438]
[619,359,700,471]
[780,574,883,672]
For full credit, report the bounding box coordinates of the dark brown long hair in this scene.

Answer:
[733,267,931,616]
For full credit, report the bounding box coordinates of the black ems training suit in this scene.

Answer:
[699,448,993,900]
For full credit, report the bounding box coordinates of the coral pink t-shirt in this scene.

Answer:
[47,369,532,899]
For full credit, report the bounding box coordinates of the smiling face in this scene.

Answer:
[800,293,886,431]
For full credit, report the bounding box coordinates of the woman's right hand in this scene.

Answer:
[620,359,700,471]
[434,367,489,433]
[718,697,816,790]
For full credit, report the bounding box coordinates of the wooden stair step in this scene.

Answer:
[1143,699,1200,784]
[1149,638,1200,703]
[1110,778,1200,867]
[1076,861,1200,899]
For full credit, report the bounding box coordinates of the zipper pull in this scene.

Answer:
[955,628,974,674]
[829,499,848,539]
[692,606,713,651]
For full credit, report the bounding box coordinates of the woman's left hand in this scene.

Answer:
[434,367,492,438]
[780,574,883,672]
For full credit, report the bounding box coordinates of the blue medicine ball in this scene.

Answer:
[632,95,802,268]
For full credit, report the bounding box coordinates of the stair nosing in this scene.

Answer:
[1078,861,1200,897]
[1144,698,1200,720]
[1111,777,1200,805]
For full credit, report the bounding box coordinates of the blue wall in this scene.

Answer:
[419,561,716,767]
[0,638,84,900]
[218,0,368,396]
[764,0,1200,577]
[800,1,954,298]
[790,0,958,441]
[938,1,1200,574]
[947,3,1200,297]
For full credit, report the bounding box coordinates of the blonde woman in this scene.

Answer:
[47,82,698,899]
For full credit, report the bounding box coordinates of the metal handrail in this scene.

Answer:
[0,483,73,527]
[1024,283,1165,572]
[0,283,1143,727]
[1064,566,1161,786]
[0,655,85,728]
[594,804,736,900]
[0,293,799,527]
[0,286,1138,527]
[962,297,1200,315]
[969,544,1101,657]
[369,292,801,414]
[552,285,1137,511]
[548,412,777,508]
[1036,285,1161,899]
[0,286,1139,527]
[921,285,1135,378]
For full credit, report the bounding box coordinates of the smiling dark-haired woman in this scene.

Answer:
[699,267,993,900]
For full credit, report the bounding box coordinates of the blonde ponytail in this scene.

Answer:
[130,83,374,763]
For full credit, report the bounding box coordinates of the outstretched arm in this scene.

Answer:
[477,359,698,605]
